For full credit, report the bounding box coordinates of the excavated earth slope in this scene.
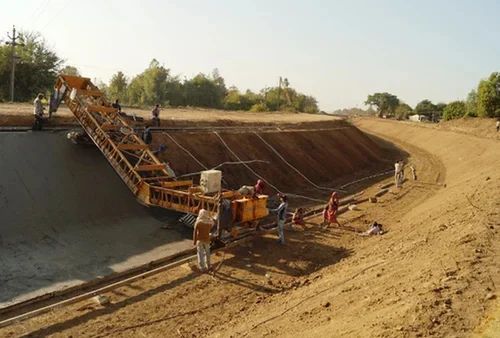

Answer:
[0,121,388,309]
[0,118,497,337]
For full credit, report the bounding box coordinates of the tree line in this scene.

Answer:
[102,60,319,113]
[0,31,319,113]
[365,72,500,121]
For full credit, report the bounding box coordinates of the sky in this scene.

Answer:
[1,0,499,111]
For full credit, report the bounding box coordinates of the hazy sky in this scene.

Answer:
[1,0,499,110]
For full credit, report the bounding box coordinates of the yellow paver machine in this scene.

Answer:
[51,75,269,237]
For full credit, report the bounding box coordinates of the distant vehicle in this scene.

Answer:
[408,114,429,122]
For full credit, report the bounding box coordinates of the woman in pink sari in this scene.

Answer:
[323,192,341,228]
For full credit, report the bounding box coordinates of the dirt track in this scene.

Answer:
[0,117,498,337]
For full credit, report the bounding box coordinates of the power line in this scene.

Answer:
[38,1,69,32]
[30,0,51,27]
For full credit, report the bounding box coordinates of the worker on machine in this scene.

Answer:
[151,104,161,127]
[254,179,265,197]
[193,209,214,272]
[142,125,153,145]
[323,192,341,228]
[270,194,288,244]
[32,93,45,131]
[112,99,122,113]
[165,161,176,179]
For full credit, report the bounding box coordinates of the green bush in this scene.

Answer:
[442,101,466,121]
[250,103,269,112]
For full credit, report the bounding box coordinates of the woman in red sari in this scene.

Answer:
[323,192,341,228]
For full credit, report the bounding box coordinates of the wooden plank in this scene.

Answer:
[160,180,193,189]
[87,105,117,114]
[143,176,171,181]
[136,164,166,172]
[101,123,119,131]
[77,89,103,97]
[117,143,149,151]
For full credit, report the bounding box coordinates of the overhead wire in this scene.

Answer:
[213,132,327,203]
[175,160,271,179]
[38,1,70,32]
[253,131,344,193]
[162,131,394,205]
[163,132,208,170]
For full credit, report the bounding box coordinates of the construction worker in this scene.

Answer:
[165,161,176,179]
[32,93,45,131]
[409,164,417,180]
[112,99,122,113]
[292,207,305,227]
[193,209,214,272]
[216,198,233,237]
[359,221,384,236]
[151,104,161,127]
[142,125,153,145]
[270,194,288,244]
[254,179,265,197]
[323,192,341,228]
[394,160,404,187]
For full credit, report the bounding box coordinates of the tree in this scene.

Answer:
[365,92,400,118]
[108,71,128,103]
[0,31,61,101]
[465,89,477,117]
[394,103,413,120]
[477,72,500,117]
[442,101,466,121]
[126,59,173,106]
[415,99,437,116]
[184,73,224,108]
[223,87,244,110]
[435,102,446,119]
[59,65,80,76]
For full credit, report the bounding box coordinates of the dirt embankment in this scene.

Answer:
[0,118,497,338]
[152,122,391,197]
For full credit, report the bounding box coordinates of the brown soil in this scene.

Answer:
[0,102,336,128]
[0,118,498,338]
[152,124,391,198]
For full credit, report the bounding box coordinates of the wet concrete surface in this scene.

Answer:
[0,131,191,307]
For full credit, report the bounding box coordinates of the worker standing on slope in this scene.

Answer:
[151,104,161,127]
[292,207,305,227]
[32,93,45,131]
[323,192,341,228]
[394,160,404,188]
[193,209,214,272]
[270,194,288,244]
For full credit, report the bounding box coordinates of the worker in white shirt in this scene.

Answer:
[33,93,45,131]
[394,160,404,188]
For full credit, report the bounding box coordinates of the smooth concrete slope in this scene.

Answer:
[0,132,191,307]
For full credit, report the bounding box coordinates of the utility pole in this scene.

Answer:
[5,25,22,102]
[277,76,282,110]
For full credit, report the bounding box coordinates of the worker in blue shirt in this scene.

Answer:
[270,194,288,244]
